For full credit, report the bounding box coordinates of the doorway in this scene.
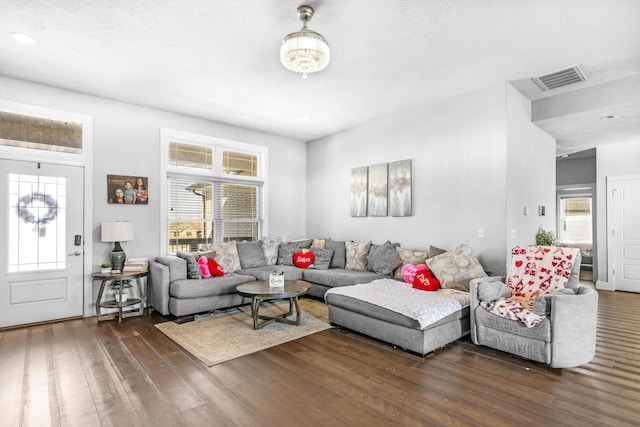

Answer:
[0,160,85,327]
[557,187,595,281]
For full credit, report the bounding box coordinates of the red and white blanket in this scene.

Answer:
[484,246,579,327]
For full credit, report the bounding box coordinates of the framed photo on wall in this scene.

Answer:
[389,159,412,216]
[368,163,388,216]
[350,166,368,217]
[107,174,149,205]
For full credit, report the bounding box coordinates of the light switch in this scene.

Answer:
[477,228,485,238]
[524,206,529,216]
[510,229,517,239]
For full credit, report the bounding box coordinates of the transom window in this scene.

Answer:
[161,129,267,254]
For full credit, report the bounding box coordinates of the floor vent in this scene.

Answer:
[532,65,586,91]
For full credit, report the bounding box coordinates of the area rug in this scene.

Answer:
[154,298,331,366]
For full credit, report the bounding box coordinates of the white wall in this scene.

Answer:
[307,84,509,275]
[596,141,640,288]
[307,83,556,276]
[506,84,557,253]
[0,76,307,314]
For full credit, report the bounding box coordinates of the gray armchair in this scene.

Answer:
[469,249,598,368]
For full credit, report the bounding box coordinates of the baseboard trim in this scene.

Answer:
[596,280,614,291]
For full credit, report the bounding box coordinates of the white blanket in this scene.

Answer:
[325,279,470,329]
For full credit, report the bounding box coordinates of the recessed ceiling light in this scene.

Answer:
[600,115,615,120]
[303,116,314,122]
[11,32,36,44]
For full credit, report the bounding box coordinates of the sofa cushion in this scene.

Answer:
[277,239,312,266]
[345,241,371,271]
[237,265,304,281]
[176,251,202,279]
[474,305,551,342]
[393,247,429,280]
[367,241,402,275]
[208,241,242,273]
[169,274,256,299]
[237,240,267,269]
[426,244,486,291]
[302,268,386,288]
[324,238,346,268]
[262,236,285,265]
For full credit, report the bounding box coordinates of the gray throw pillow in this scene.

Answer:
[309,249,334,270]
[176,251,202,279]
[237,240,267,269]
[277,239,313,266]
[429,245,447,258]
[367,241,402,275]
[478,281,511,302]
[324,238,346,268]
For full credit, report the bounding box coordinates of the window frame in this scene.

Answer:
[160,128,268,254]
[0,100,91,166]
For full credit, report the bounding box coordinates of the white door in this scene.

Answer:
[0,159,84,327]
[612,177,640,292]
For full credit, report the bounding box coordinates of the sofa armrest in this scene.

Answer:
[469,276,506,345]
[549,285,598,368]
[154,256,187,282]
[148,260,172,315]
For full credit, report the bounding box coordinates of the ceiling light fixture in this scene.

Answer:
[280,5,330,79]
[600,115,615,120]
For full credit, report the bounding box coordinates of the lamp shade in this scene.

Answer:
[101,221,134,243]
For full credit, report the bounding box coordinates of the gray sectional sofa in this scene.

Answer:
[147,238,390,319]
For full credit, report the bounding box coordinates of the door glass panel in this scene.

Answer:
[7,173,66,272]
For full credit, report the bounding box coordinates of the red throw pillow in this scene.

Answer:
[412,270,440,291]
[207,258,225,277]
[293,251,315,269]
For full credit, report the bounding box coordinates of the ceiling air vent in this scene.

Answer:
[532,65,586,91]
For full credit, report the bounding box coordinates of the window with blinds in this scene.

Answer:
[163,133,265,254]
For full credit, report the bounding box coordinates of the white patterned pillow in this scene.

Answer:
[210,241,241,273]
[393,247,429,280]
[426,244,487,291]
[345,241,371,271]
[310,238,325,250]
[262,236,285,265]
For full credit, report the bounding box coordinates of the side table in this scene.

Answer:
[92,270,148,322]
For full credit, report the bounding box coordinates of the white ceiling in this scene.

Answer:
[1,0,639,154]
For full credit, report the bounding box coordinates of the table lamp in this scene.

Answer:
[101,221,134,272]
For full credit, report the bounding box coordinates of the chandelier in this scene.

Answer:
[280,5,330,78]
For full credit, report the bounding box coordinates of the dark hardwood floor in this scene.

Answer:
[1,286,639,426]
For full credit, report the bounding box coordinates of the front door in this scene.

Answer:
[0,159,84,327]
[612,177,640,293]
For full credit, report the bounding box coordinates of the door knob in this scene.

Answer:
[68,251,82,256]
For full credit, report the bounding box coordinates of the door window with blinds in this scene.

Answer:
[162,130,266,254]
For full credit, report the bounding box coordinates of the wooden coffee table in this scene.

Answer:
[236,280,311,330]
